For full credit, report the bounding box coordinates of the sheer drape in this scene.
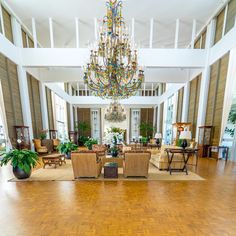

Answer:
[0,80,12,150]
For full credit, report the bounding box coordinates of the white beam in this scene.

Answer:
[49,18,54,48]
[31,18,37,48]
[75,17,80,48]
[174,19,180,49]
[191,19,197,49]
[21,48,206,68]
[149,18,154,48]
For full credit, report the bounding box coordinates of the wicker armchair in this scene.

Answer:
[33,139,48,154]
[123,151,151,178]
[71,151,102,178]
[53,139,60,150]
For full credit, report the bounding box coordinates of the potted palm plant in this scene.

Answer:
[0,149,39,179]
[57,141,78,159]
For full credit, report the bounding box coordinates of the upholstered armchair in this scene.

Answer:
[71,151,102,178]
[123,151,151,178]
[92,144,107,158]
[53,139,60,150]
[33,139,48,154]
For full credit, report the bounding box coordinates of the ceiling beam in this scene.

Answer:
[21,48,206,68]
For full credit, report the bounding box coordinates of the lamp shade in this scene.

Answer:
[179,131,192,140]
[154,133,162,139]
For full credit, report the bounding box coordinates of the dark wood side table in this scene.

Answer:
[104,162,118,178]
[165,148,199,175]
[207,146,229,161]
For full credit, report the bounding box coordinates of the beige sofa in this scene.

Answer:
[123,151,151,178]
[71,151,102,178]
[149,145,196,170]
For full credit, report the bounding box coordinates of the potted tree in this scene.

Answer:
[57,141,78,159]
[0,149,39,179]
[84,138,98,150]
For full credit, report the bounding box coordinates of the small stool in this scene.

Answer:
[104,162,118,178]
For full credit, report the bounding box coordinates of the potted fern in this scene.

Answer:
[0,149,39,179]
[84,138,98,150]
[57,141,78,159]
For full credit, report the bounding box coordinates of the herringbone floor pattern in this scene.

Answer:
[0,158,236,236]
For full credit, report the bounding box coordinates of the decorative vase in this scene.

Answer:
[13,166,31,179]
[65,152,71,159]
[111,150,118,157]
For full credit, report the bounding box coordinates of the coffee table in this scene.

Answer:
[104,162,118,178]
[42,154,66,169]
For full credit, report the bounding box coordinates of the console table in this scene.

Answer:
[207,146,229,161]
[165,148,199,175]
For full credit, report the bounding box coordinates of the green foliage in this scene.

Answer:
[108,127,124,134]
[0,149,39,174]
[78,136,89,146]
[40,133,47,140]
[139,122,154,137]
[76,121,90,136]
[176,139,183,147]
[57,142,78,154]
[228,110,236,124]
[84,138,98,150]
[140,137,148,144]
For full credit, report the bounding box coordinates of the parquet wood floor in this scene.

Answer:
[0,158,236,236]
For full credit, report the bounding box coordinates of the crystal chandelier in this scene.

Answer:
[83,0,144,99]
[105,100,126,122]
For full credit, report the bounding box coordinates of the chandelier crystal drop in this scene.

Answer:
[105,100,126,123]
[83,0,144,99]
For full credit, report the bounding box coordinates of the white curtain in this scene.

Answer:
[0,80,12,150]
[220,47,236,144]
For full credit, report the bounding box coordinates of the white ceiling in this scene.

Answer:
[4,0,226,48]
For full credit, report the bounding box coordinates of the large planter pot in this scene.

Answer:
[13,166,31,179]
[65,152,71,159]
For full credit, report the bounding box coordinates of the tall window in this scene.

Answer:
[54,94,68,141]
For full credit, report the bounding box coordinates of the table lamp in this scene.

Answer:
[179,131,192,149]
[154,133,162,146]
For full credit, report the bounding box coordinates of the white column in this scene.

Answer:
[94,17,98,40]
[74,106,78,127]
[31,18,37,48]
[196,19,216,138]
[49,17,54,48]
[68,84,74,131]
[149,18,154,48]
[0,4,5,36]
[75,17,80,48]
[222,4,228,37]
[157,104,161,133]
[172,93,178,124]
[191,19,196,49]
[39,82,49,136]
[126,108,130,144]
[174,19,180,49]
[11,17,34,149]
[131,18,135,45]
[181,80,190,122]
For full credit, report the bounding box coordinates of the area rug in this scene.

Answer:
[9,161,204,182]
